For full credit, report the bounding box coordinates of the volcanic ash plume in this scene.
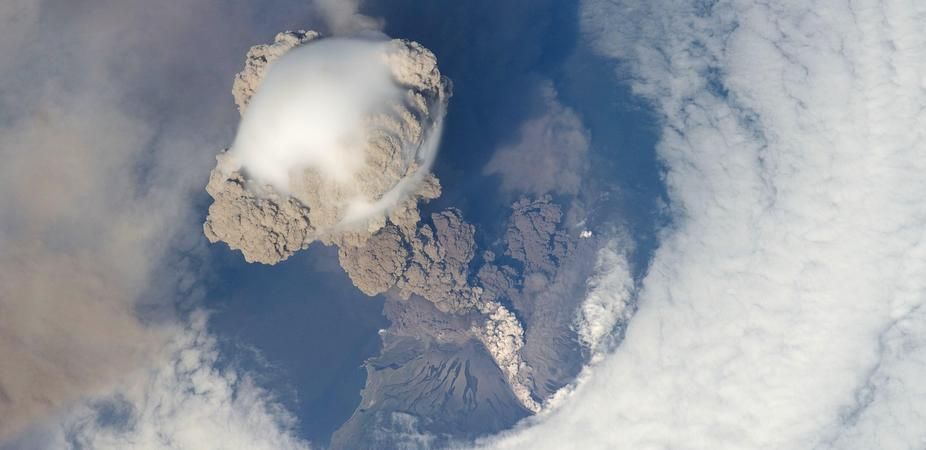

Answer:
[203,32,543,414]
[204,31,451,264]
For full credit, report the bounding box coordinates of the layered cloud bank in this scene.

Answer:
[17,314,309,450]
[200,33,631,435]
[484,0,926,448]
[0,1,349,447]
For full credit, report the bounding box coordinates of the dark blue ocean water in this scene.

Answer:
[204,244,387,445]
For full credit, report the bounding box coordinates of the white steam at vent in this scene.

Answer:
[204,31,451,264]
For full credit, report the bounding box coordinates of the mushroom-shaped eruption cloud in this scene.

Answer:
[204,31,451,264]
[204,32,546,417]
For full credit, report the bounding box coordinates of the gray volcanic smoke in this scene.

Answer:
[204,32,546,418]
[204,31,450,263]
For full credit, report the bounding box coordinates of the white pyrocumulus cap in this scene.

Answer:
[227,39,402,192]
[204,32,450,265]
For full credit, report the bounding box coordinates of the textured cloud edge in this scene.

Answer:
[5,313,310,450]
[478,0,926,449]
[0,0,199,441]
